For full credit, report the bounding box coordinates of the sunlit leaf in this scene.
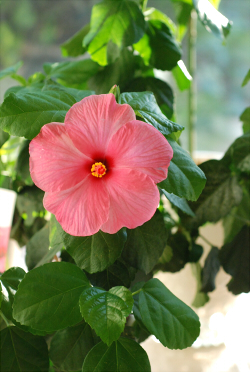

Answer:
[84,0,145,65]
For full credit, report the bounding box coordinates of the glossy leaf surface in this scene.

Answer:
[138,278,200,349]
[159,139,206,201]
[0,91,75,139]
[119,92,183,135]
[84,0,145,65]
[79,286,133,345]
[82,338,151,372]
[13,262,90,332]
[193,0,232,39]
[61,226,127,273]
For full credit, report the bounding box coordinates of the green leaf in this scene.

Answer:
[0,326,49,372]
[42,81,95,102]
[191,263,209,308]
[122,210,168,274]
[134,20,181,71]
[49,214,64,251]
[4,83,44,99]
[201,246,220,293]
[16,186,44,226]
[84,0,145,66]
[82,338,151,372]
[13,262,90,333]
[154,232,189,273]
[223,189,250,243]
[176,3,192,41]
[162,189,195,217]
[43,60,99,85]
[125,77,174,119]
[79,286,133,346]
[0,61,23,81]
[172,60,192,91]
[222,132,250,170]
[188,242,203,263]
[219,225,250,295]
[61,226,127,274]
[146,8,177,35]
[0,267,26,297]
[242,69,250,87]
[0,129,9,148]
[0,91,75,140]
[15,140,32,184]
[138,278,200,349]
[88,49,136,94]
[119,92,183,135]
[87,259,136,291]
[187,160,243,227]
[0,267,44,335]
[25,224,50,270]
[61,24,90,57]
[159,139,206,201]
[240,108,250,134]
[193,0,232,39]
[50,321,99,372]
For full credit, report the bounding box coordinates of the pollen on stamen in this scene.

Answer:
[91,162,107,178]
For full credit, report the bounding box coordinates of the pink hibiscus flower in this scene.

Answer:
[29,94,173,236]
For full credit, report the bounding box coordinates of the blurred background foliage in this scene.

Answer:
[0,0,249,152]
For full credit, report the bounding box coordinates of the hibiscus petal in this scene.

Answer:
[29,123,93,193]
[65,94,135,159]
[100,168,160,234]
[44,176,109,236]
[106,120,173,183]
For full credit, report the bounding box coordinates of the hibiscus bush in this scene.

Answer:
[0,0,249,371]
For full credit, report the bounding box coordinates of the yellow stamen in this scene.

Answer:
[91,162,107,178]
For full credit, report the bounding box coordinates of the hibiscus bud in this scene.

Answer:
[109,84,120,101]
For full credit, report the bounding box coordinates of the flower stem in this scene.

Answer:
[132,288,142,296]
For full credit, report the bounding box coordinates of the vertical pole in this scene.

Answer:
[188,9,197,158]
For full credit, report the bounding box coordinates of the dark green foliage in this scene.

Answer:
[61,227,127,274]
[25,224,50,270]
[154,231,189,272]
[136,279,200,349]
[125,77,174,118]
[1,326,49,372]
[201,247,220,293]
[84,0,145,66]
[50,321,99,372]
[13,262,90,332]
[82,338,151,372]
[159,139,206,201]
[122,210,169,274]
[0,1,243,370]
[219,226,250,295]
[87,259,136,291]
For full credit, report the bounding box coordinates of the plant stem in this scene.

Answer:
[140,0,148,12]
[188,9,197,158]
[1,311,10,326]
[132,288,142,296]
[231,214,250,225]
[199,234,214,247]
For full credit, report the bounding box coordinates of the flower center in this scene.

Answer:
[91,162,107,178]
